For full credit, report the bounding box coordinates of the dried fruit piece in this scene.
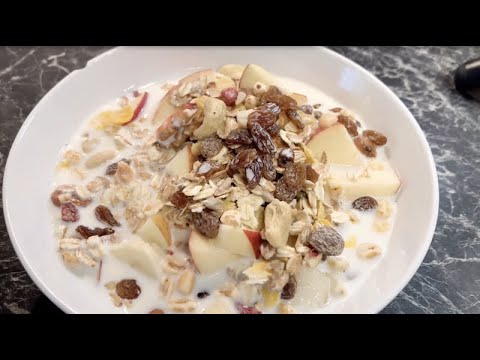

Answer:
[258,102,281,117]
[149,309,165,314]
[170,190,191,208]
[197,291,210,299]
[363,130,387,146]
[225,129,252,146]
[330,107,342,113]
[192,209,220,238]
[354,136,377,157]
[75,225,114,239]
[61,202,79,222]
[283,163,306,190]
[281,275,297,300]
[260,86,283,105]
[305,164,319,183]
[337,114,358,137]
[196,161,223,179]
[308,226,344,256]
[95,205,120,227]
[219,87,238,106]
[236,303,262,314]
[352,196,378,211]
[278,148,295,168]
[260,155,276,181]
[106,158,131,176]
[245,157,263,189]
[286,109,304,129]
[115,279,141,300]
[265,123,280,137]
[250,122,275,154]
[274,178,297,203]
[299,104,313,115]
[229,148,258,176]
[247,110,276,130]
[200,135,223,158]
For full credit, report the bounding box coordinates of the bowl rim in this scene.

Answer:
[2,46,439,314]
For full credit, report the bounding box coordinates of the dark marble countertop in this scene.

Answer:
[1,46,479,314]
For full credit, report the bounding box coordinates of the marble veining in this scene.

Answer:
[0,46,479,314]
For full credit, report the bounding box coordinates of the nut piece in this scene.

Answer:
[85,150,116,169]
[356,243,382,259]
[244,95,258,110]
[193,97,226,140]
[264,199,293,248]
[326,256,350,272]
[177,269,196,295]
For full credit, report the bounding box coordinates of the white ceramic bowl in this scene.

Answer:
[2,47,439,314]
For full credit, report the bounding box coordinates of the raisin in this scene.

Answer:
[149,309,165,314]
[265,123,280,137]
[170,190,190,208]
[61,202,79,222]
[219,87,238,107]
[308,227,344,256]
[229,148,258,175]
[363,130,387,146]
[247,110,276,130]
[352,196,378,211]
[313,111,322,119]
[330,107,342,113]
[106,158,131,176]
[286,109,304,129]
[245,157,263,189]
[196,161,223,179]
[225,129,252,146]
[236,303,262,314]
[274,178,297,202]
[192,209,220,238]
[250,122,275,155]
[258,102,281,117]
[279,95,297,110]
[95,205,120,227]
[260,155,277,181]
[299,104,313,115]
[197,291,210,299]
[76,225,114,239]
[260,86,283,105]
[51,189,63,207]
[305,164,320,183]
[281,276,297,300]
[283,163,306,190]
[115,279,141,300]
[354,136,377,157]
[200,135,223,158]
[337,114,358,137]
[278,148,295,168]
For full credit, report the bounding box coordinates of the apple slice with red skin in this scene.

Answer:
[189,231,241,274]
[212,225,261,259]
[152,69,215,125]
[122,92,149,126]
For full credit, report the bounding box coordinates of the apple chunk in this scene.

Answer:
[110,239,162,278]
[307,124,365,166]
[327,162,401,200]
[218,64,246,80]
[189,231,241,274]
[213,225,261,259]
[239,64,279,90]
[136,213,171,249]
[122,92,148,126]
[152,69,215,125]
[164,143,193,177]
